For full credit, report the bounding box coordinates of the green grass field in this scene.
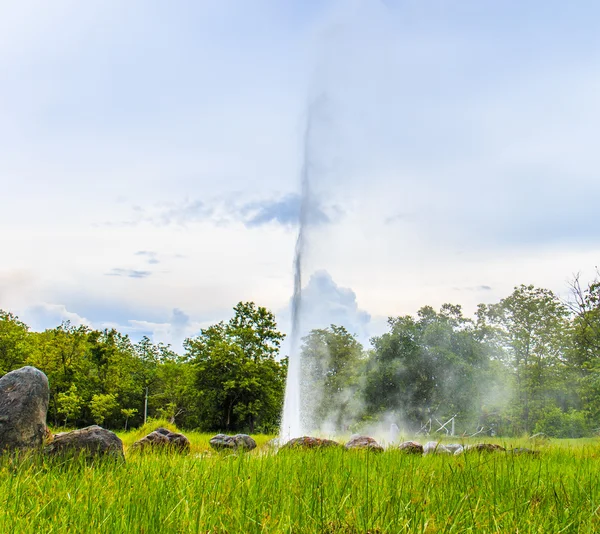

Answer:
[1,428,599,533]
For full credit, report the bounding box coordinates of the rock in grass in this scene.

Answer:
[444,443,464,454]
[132,427,190,452]
[281,436,341,450]
[397,441,424,454]
[457,443,506,455]
[0,366,49,452]
[209,434,257,451]
[345,436,384,452]
[509,447,539,456]
[423,441,452,455]
[45,425,124,460]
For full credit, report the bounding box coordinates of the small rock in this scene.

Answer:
[45,425,124,460]
[132,427,190,452]
[0,366,49,452]
[280,436,341,450]
[444,443,464,454]
[398,441,424,454]
[459,443,506,454]
[345,435,384,452]
[234,434,257,450]
[509,447,539,456]
[208,433,231,450]
[136,431,170,447]
[209,433,257,451]
[474,443,505,452]
[423,441,452,455]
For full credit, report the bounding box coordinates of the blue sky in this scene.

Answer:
[1,0,599,351]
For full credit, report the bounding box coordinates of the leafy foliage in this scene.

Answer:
[185,302,286,432]
[364,305,491,433]
[300,325,365,432]
[1,273,600,437]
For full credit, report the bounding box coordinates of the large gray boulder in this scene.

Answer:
[209,433,257,451]
[132,427,190,453]
[0,366,49,452]
[45,425,124,460]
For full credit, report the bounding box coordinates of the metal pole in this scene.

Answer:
[144,386,148,424]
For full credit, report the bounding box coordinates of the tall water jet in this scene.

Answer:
[280,107,314,440]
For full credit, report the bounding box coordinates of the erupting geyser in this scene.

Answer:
[279,105,315,441]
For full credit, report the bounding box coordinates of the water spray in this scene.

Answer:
[280,103,316,440]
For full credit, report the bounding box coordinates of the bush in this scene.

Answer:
[534,408,590,438]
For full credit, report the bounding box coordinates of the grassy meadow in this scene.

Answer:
[1,426,600,533]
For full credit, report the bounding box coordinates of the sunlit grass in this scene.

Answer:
[1,431,599,533]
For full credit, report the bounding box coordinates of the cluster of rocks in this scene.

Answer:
[0,366,197,461]
[422,441,505,455]
[0,367,122,460]
[416,441,537,456]
[1,366,538,460]
[276,435,537,456]
[402,440,538,456]
[279,435,386,451]
[0,365,267,460]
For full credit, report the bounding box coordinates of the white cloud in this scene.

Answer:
[24,303,91,331]
[278,270,378,353]
[126,308,203,350]
[1,0,598,349]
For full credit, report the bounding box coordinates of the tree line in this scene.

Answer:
[0,272,599,437]
[0,302,286,433]
[303,276,600,438]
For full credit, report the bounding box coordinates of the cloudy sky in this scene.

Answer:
[1,0,599,351]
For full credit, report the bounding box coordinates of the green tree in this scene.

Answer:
[486,285,571,434]
[96,329,146,426]
[569,271,600,429]
[121,408,138,430]
[300,325,364,432]
[90,393,119,425]
[150,357,197,428]
[185,302,286,432]
[56,384,83,427]
[569,271,600,366]
[365,305,491,433]
[27,322,92,426]
[0,311,30,375]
